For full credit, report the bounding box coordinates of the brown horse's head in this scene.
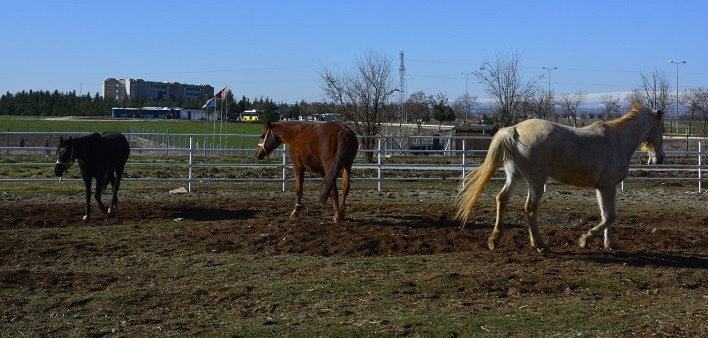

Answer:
[255,121,280,160]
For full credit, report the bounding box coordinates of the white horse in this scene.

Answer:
[456,102,665,252]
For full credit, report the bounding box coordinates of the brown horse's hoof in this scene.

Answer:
[333,211,344,223]
[290,210,299,218]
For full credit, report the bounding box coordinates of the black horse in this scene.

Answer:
[54,132,131,220]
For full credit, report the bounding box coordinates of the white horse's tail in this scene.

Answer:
[456,126,515,227]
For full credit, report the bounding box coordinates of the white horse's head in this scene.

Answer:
[644,109,665,165]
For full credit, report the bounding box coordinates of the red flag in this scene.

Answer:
[215,87,226,99]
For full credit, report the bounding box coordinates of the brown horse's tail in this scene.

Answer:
[455,126,515,227]
[319,129,356,205]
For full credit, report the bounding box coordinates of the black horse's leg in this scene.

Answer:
[94,175,108,215]
[102,174,111,190]
[82,175,93,221]
[106,171,118,213]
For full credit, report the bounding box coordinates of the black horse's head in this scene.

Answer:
[54,136,76,177]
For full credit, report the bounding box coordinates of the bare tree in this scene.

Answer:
[682,88,708,135]
[428,92,451,130]
[599,94,622,121]
[406,91,429,134]
[320,50,397,162]
[522,85,554,120]
[626,68,671,112]
[453,93,477,123]
[474,50,540,127]
[558,91,587,127]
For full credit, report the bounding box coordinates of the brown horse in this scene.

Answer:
[256,120,359,223]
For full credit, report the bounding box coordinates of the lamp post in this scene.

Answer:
[669,60,686,134]
[542,67,556,117]
[404,77,413,124]
[461,72,473,123]
[384,88,400,133]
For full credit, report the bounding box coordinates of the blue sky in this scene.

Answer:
[1,0,705,106]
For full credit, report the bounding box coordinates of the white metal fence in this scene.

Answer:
[1,132,705,193]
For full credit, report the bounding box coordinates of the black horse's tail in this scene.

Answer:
[319,129,354,205]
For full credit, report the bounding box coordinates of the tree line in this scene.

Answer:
[0,89,314,121]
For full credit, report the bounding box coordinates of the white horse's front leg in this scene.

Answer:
[579,188,618,250]
[603,227,621,250]
[524,186,548,253]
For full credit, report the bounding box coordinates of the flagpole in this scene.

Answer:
[218,87,226,150]
[223,86,228,147]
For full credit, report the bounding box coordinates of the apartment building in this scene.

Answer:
[103,78,214,102]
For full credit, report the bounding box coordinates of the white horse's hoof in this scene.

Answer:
[487,237,498,251]
[578,234,589,248]
[604,242,622,251]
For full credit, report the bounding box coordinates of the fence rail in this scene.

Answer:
[1,132,705,193]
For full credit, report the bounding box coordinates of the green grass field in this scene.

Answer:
[0,115,263,136]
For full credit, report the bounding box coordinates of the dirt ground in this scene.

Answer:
[2,183,706,256]
[1,182,707,336]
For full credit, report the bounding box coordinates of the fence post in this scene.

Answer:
[282,143,287,192]
[377,137,382,191]
[461,137,466,187]
[699,141,703,193]
[188,136,193,193]
[203,130,207,156]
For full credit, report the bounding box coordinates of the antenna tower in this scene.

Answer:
[399,51,406,113]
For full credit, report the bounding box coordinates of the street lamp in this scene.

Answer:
[461,72,473,123]
[404,77,413,123]
[542,67,557,117]
[669,60,686,134]
[386,88,400,129]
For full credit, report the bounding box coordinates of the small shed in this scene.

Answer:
[453,124,498,151]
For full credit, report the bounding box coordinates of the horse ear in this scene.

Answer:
[656,109,664,120]
[265,120,272,129]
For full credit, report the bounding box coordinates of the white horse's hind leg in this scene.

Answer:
[579,188,619,250]
[488,169,522,250]
[524,184,549,253]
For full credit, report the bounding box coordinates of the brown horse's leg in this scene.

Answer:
[579,188,619,250]
[489,173,522,250]
[337,167,352,222]
[330,185,340,223]
[291,167,304,218]
[524,184,549,253]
